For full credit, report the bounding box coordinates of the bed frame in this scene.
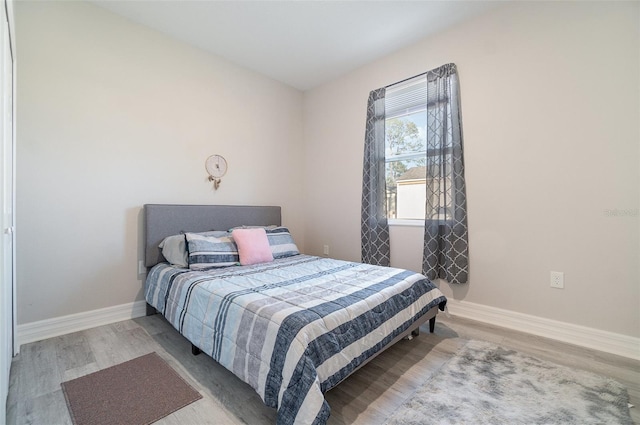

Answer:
[143,203,438,361]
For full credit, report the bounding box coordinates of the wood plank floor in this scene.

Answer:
[6,313,639,424]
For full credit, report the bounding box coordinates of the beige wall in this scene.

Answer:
[15,1,304,324]
[303,2,640,337]
[15,1,640,339]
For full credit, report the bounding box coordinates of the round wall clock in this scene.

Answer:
[205,154,228,190]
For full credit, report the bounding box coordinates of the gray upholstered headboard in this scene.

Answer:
[144,204,282,267]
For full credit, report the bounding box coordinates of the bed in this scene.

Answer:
[143,204,447,425]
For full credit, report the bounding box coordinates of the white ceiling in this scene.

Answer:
[92,0,500,91]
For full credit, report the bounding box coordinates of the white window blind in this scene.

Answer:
[385,75,427,118]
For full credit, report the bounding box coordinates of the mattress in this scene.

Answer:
[145,254,446,425]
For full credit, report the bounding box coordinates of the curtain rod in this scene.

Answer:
[385,63,457,89]
[385,71,426,89]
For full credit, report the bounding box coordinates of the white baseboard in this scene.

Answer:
[16,300,148,352]
[446,299,640,361]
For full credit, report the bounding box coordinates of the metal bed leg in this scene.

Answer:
[429,317,436,333]
[191,344,202,356]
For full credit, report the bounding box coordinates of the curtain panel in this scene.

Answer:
[361,88,390,266]
[422,63,469,284]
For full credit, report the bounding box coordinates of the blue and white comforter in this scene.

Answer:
[145,255,446,425]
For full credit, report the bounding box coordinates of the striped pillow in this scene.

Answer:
[265,227,299,259]
[160,231,228,267]
[185,232,239,270]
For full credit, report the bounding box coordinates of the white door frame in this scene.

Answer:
[1,7,16,423]
[6,0,15,357]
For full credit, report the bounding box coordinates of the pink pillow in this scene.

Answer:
[232,228,274,266]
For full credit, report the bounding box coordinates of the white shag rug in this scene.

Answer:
[385,340,633,425]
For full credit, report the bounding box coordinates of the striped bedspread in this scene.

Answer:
[145,255,446,425]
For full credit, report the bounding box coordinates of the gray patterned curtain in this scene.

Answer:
[422,63,469,284]
[361,88,390,266]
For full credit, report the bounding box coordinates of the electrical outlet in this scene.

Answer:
[323,245,329,256]
[550,271,564,289]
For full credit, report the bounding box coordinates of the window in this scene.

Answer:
[363,63,467,281]
[385,75,453,223]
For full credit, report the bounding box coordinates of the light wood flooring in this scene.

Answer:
[6,313,639,424]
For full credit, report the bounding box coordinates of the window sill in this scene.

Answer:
[389,219,425,227]
[389,219,454,227]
